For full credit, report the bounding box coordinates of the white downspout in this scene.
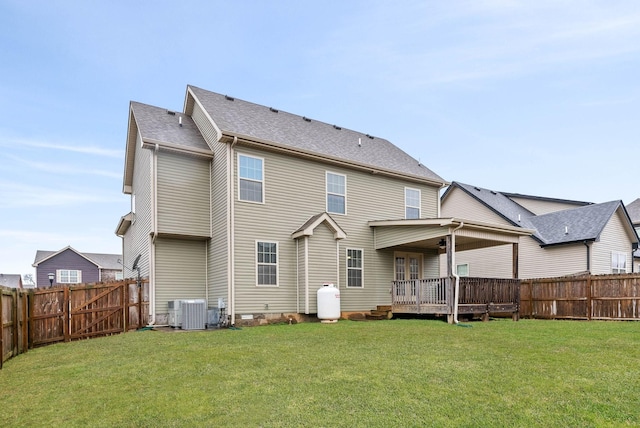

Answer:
[148,143,160,325]
[304,235,309,314]
[451,221,464,324]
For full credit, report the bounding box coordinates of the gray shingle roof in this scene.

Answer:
[448,182,629,246]
[626,198,640,225]
[529,200,620,246]
[33,248,122,270]
[130,101,209,152]
[188,85,446,184]
[0,274,22,288]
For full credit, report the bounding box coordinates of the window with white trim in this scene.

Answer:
[256,241,278,286]
[456,263,469,277]
[239,154,264,203]
[611,252,627,274]
[57,269,82,284]
[405,187,421,219]
[326,172,346,214]
[347,248,363,288]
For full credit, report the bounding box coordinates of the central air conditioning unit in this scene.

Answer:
[182,299,207,330]
[167,300,184,328]
[167,299,207,330]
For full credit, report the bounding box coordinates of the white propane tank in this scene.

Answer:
[317,283,340,323]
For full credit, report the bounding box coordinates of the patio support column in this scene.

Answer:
[446,235,453,277]
[512,243,519,279]
[446,235,454,323]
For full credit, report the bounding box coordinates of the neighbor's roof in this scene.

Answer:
[626,198,640,225]
[187,85,447,185]
[529,200,623,246]
[445,182,636,246]
[33,246,122,270]
[0,274,22,288]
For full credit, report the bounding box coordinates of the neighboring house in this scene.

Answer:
[32,246,123,287]
[0,274,23,289]
[441,182,639,279]
[116,85,529,326]
[625,198,640,272]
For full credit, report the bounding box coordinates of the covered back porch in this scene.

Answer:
[369,218,533,324]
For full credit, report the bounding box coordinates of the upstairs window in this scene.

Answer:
[57,269,82,284]
[405,188,421,219]
[326,172,346,214]
[257,241,278,286]
[612,252,627,274]
[239,154,264,203]
[347,248,363,288]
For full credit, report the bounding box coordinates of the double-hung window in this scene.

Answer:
[57,269,81,284]
[611,252,627,274]
[347,248,363,288]
[326,172,346,215]
[405,188,421,219]
[257,241,278,286]
[239,154,264,203]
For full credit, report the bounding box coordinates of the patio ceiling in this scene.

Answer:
[368,218,534,252]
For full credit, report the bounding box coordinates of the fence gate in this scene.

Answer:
[69,283,125,340]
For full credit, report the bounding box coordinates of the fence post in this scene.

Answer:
[12,288,18,358]
[63,287,70,342]
[586,274,592,321]
[1,289,4,369]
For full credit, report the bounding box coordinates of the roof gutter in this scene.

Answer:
[221,132,448,188]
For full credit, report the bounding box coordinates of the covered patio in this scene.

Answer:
[368,218,533,323]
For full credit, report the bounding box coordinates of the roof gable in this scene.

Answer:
[444,182,638,246]
[626,198,640,225]
[292,212,347,240]
[33,246,122,270]
[187,85,447,185]
[529,200,623,246]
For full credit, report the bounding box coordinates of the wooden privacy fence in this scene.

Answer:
[520,273,640,320]
[1,279,149,369]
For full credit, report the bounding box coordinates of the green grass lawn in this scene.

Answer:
[1,319,639,427]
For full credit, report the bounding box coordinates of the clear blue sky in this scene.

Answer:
[1,1,639,281]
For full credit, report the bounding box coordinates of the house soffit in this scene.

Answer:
[368,218,533,251]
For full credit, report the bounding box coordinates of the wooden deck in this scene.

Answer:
[392,277,520,322]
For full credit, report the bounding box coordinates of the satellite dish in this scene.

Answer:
[132,254,141,270]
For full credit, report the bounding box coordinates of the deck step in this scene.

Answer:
[367,308,393,320]
[365,313,388,320]
[377,305,392,312]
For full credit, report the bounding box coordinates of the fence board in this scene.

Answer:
[0,279,149,369]
[521,273,640,320]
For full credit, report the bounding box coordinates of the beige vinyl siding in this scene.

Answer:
[191,102,228,307]
[191,100,220,147]
[232,144,442,313]
[156,151,210,238]
[306,225,339,313]
[445,245,513,278]
[442,187,512,225]
[592,210,633,274]
[124,134,153,277]
[519,239,587,278]
[154,238,207,314]
[508,197,585,215]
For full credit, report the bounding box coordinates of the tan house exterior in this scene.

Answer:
[116,86,529,326]
[441,182,639,279]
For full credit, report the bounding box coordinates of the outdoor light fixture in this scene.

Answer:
[48,272,54,287]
